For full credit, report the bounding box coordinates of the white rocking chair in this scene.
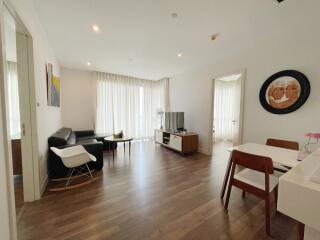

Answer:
[50,145,97,190]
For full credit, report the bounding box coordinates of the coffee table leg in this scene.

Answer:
[124,141,125,153]
[220,153,233,199]
[113,146,114,160]
[129,141,131,156]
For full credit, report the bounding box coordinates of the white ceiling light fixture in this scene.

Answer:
[177,53,183,58]
[92,24,100,32]
[87,61,92,66]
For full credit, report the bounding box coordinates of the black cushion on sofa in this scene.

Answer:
[48,127,72,147]
[74,130,95,137]
[76,135,97,142]
[67,132,76,145]
[77,138,98,145]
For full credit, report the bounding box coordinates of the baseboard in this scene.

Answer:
[40,174,48,197]
[198,148,211,156]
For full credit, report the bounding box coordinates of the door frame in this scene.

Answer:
[209,69,246,153]
[0,0,40,238]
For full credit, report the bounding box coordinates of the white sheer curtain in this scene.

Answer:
[7,61,21,138]
[213,78,241,141]
[94,71,169,139]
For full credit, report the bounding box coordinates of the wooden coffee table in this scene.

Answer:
[104,136,133,159]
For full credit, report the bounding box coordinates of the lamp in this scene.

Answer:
[157,108,164,130]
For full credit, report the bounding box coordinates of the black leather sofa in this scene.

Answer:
[48,128,108,179]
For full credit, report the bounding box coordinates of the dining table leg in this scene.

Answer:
[220,153,233,199]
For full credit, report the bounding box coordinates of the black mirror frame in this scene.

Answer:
[259,70,310,114]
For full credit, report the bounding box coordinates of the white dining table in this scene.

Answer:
[278,149,320,240]
[220,143,300,199]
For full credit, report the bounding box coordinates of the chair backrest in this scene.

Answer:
[50,146,91,168]
[266,138,299,151]
[231,150,274,174]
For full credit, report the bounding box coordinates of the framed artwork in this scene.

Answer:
[259,70,310,114]
[46,63,60,107]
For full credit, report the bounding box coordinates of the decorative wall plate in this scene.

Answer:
[259,70,310,114]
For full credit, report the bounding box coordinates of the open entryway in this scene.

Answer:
[3,6,25,219]
[1,1,40,233]
[210,71,245,152]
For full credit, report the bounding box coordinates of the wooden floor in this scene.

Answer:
[18,141,299,240]
[14,175,25,220]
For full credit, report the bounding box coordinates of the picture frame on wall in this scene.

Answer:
[259,70,310,114]
[46,63,60,107]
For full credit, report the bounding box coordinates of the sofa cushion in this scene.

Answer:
[48,128,73,147]
[67,132,76,145]
[76,135,97,142]
[77,138,99,145]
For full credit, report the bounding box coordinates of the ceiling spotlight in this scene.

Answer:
[171,13,178,19]
[87,62,92,66]
[92,25,100,32]
[177,53,183,58]
[211,34,218,41]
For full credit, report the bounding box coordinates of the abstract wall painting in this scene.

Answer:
[46,63,60,107]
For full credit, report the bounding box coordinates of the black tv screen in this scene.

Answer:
[164,112,184,130]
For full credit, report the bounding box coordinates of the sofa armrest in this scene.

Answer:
[74,130,95,137]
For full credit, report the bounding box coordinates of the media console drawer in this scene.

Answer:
[169,135,182,151]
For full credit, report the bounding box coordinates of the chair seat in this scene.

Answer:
[234,168,279,192]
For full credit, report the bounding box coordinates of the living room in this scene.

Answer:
[0,0,320,240]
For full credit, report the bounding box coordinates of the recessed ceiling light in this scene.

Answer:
[211,34,218,41]
[92,24,100,32]
[87,61,92,66]
[177,53,183,58]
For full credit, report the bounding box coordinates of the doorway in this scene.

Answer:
[210,71,245,151]
[3,6,25,220]
[1,0,40,225]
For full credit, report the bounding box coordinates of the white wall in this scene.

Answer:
[61,68,94,130]
[170,29,320,154]
[9,0,61,193]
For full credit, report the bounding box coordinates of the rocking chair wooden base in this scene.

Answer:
[48,171,102,192]
[50,169,96,182]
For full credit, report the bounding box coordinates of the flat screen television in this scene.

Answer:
[164,112,184,131]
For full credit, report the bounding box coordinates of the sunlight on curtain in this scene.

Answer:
[7,61,21,138]
[94,72,169,139]
[214,77,241,141]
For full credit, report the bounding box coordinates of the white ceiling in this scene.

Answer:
[33,0,319,80]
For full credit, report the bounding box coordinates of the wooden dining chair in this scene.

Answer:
[266,138,299,173]
[266,138,299,151]
[224,150,279,235]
